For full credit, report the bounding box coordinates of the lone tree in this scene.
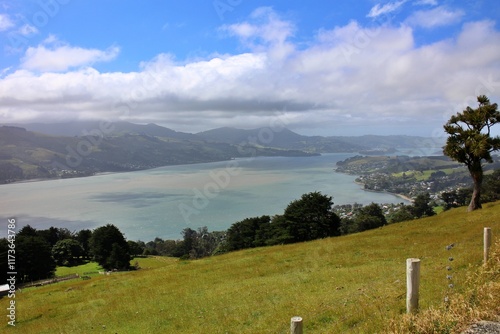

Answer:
[443,95,500,211]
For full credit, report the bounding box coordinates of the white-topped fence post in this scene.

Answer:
[406,258,421,314]
[291,316,303,334]
[484,227,492,265]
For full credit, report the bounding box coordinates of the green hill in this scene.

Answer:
[9,203,500,333]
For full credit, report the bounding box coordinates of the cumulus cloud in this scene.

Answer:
[0,8,499,135]
[405,6,465,28]
[20,37,120,72]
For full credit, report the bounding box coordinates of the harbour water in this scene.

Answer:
[0,153,412,241]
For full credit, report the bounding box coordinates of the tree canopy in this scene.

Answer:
[223,192,341,250]
[351,203,387,233]
[226,216,271,251]
[282,191,341,243]
[52,239,84,266]
[16,236,56,283]
[89,224,130,270]
[411,193,436,218]
[340,203,387,234]
[443,95,500,211]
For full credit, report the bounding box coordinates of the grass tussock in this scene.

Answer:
[387,240,500,334]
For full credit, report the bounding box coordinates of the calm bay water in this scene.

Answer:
[0,153,410,241]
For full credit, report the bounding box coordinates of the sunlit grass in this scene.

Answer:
[392,167,465,181]
[55,261,103,277]
[55,256,173,277]
[7,201,500,333]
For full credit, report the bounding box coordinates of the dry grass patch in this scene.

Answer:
[387,239,500,334]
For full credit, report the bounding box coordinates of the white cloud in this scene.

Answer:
[0,67,12,78]
[405,6,464,28]
[367,0,407,18]
[413,0,438,6]
[20,37,120,72]
[17,24,38,36]
[0,13,14,31]
[0,9,499,136]
[220,7,295,61]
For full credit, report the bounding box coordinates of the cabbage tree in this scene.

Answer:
[443,96,500,211]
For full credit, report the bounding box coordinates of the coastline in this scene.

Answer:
[354,180,413,203]
[3,177,60,185]
[1,159,232,186]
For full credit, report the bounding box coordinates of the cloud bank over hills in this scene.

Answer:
[0,2,499,137]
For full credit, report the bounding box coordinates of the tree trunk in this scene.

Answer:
[468,163,483,212]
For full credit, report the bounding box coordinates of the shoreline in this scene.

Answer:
[353,180,413,203]
[1,159,234,186]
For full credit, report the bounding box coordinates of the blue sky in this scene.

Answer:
[0,0,499,137]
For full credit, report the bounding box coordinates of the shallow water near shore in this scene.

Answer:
[0,153,412,241]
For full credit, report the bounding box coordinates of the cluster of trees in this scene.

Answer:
[225,192,341,251]
[0,224,133,283]
[339,203,388,234]
[387,193,436,223]
[440,169,500,210]
[335,192,437,226]
[139,227,225,259]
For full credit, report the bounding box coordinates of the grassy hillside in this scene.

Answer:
[8,202,500,333]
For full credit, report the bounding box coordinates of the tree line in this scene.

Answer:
[0,224,134,283]
[145,191,443,258]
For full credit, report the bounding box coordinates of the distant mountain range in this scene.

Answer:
[10,121,200,141]
[196,126,442,153]
[0,121,443,183]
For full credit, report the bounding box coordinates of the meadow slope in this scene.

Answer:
[6,202,500,333]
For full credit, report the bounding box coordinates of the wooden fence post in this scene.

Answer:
[406,258,420,314]
[484,227,492,265]
[291,316,303,334]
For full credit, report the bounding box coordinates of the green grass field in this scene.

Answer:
[5,202,500,333]
[55,262,104,277]
[392,167,466,181]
